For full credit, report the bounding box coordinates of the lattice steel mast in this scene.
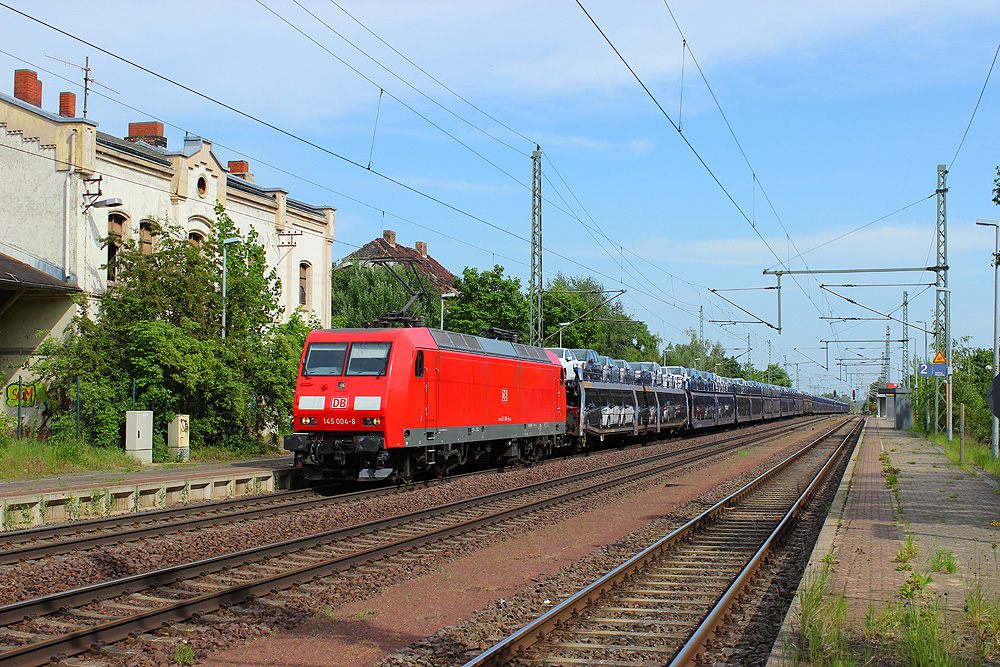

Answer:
[881,326,891,385]
[902,291,909,388]
[934,164,950,437]
[529,147,543,346]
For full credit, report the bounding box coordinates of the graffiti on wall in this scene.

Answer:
[4,380,47,409]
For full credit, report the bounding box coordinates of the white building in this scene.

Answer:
[0,69,335,418]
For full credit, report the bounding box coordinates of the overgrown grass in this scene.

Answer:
[965,543,1000,658]
[788,562,978,666]
[0,429,285,478]
[894,532,919,565]
[920,430,1000,479]
[0,437,141,481]
[786,536,1000,667]
[927,549,957,574]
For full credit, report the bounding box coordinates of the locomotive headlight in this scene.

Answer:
[300,416,317,426]
[363,417,382,426]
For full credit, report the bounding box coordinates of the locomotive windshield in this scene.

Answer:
[346,341,392,376]
[302,342,348,377]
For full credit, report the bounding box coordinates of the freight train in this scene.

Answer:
[283,327,848,483]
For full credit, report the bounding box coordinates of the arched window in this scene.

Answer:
[107,213,126,281]
[187,215,211,250]
[299,262,311,307]
[139,220,154,255]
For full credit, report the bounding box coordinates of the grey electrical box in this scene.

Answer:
[168,414,190,461]
[125,410,153,464]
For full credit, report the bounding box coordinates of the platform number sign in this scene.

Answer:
[502,388,508,403]
[918,363,948,378]
[331,396,348,409]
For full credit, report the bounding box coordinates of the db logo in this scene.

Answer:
[501,388,508,403]
[331,396,348,409]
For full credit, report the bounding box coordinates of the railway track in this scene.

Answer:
[0,416,836,667]
[460,416,863,667]
[0,417,825,566]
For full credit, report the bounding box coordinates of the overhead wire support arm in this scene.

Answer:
[708,288,780,332]
[819,286,933,335]
[763,265,943,336]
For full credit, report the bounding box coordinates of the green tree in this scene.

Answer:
[540,273,660,360]
[446,265,528,336]
[663,328,733,373]
[33,206,310,456]
[330,261,438,328]
[952,338,992,442]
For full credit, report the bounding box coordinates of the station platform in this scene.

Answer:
[0,455,296,530]
[768,416,1000,664]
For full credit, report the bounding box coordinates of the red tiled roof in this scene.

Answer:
[346,237,456,293]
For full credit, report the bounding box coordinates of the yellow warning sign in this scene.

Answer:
[932,351,947,364]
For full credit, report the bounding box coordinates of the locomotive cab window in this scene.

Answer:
[302,342,348,377]
[346,342,392,376]
[414,350,424,378]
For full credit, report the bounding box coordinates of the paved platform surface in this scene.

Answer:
[0,456,295,502]
[768,416,1000,665]
[834,417,999,615]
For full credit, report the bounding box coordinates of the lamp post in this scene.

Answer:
[977,218,1000,458]
[558,322,570,348]
[694,357,701,371]
[222,237,241,341]
[440,292,457,329]
[85,197,123,212]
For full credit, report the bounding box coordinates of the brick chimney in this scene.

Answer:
[13,69,41,107]
[59,92,76,118]
[228,160,254,182]
[415,241,427,258]
[125,121,167,148]
[383,229,396,248]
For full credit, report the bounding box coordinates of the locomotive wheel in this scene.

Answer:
[397,456,417,484]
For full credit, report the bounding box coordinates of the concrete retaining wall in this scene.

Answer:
[1,468,296,531]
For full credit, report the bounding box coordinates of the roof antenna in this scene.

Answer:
[46,55,119,118]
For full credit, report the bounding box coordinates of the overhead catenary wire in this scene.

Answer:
[326,0,535,147]
[280,0,683,314]
[574,0,837,329]
[949,38,1000,171]
[0,47,530,269]
[0,4,927,380]
[246,0,775,341]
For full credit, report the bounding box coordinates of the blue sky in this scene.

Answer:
[3,0,999,394]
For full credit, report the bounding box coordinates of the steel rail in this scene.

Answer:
[459,416,858,667]
[0,486,393,564]
[668,416,864,666]
[0,417,805,625]
[0,416,823,565]
[0,418,827,667]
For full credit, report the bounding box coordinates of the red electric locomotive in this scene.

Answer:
[284,328,567,483]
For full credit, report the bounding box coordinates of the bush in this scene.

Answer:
[31,209,313,459]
